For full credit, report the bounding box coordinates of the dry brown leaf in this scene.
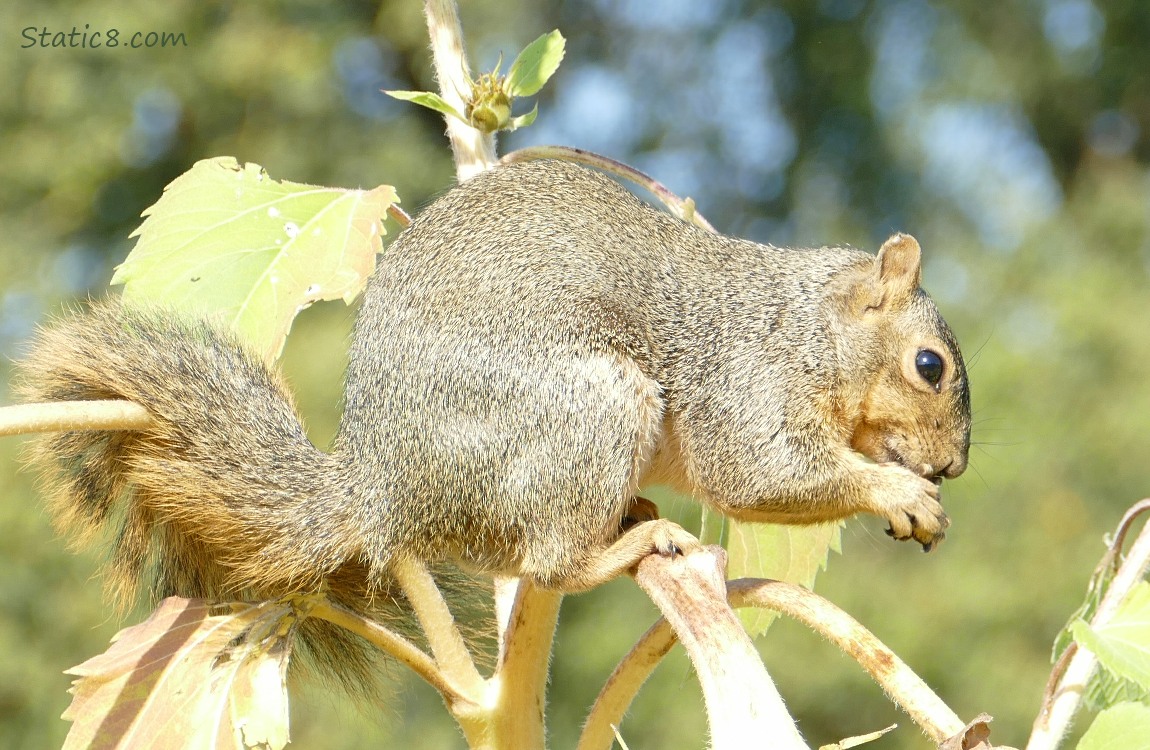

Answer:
[938,713,1017,750]
[63,596,301,750]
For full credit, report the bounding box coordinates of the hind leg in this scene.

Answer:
[518,492,702,593]
[511,354,702,591]
[543,513,702,593]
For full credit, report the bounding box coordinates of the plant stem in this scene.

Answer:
[387,204,413,227]
[488,583,562,749]
[501,145,717,232]
[1026,499,1150,750]
[585,572,973,750]
[632,546,809,750]
[393,557,485,696]
[424,0,496,180]
[309,598,474,710]
[0,400,152,436]
[729,579,965,744]
[579,618,675,750]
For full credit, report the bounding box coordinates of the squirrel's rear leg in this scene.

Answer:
[538,499,702,593]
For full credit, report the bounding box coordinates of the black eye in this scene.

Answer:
[915,349,944,388]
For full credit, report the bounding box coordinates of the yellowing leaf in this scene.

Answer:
[113,157,398,360]
[62,597,301,750]
[727,520,842,637]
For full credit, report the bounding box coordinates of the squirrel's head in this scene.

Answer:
[837,233,971,484]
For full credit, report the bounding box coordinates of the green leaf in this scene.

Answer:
[505,30,566,97]
[727,520,843,637]
[1083,666,1149,712]
[1077,702,1150,750]
[113,157,397,360]
[383,90,467,122]
[1055,551,1118,663]
[506,104,539,132]
[1071,581,1150,694]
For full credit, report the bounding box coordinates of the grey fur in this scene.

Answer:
[18,159,970,686]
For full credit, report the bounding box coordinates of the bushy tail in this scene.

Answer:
[15,299,387,693]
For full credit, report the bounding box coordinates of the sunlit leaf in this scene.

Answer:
[663,497,843,637]
[728,520,842,637]
[505,30,566,97]
[383,90,467,122]
[1071,581,1150,694]
[1077,702,1150,750]
[506,104,539,132]
[112,157,397,360]
[62,597,301,750]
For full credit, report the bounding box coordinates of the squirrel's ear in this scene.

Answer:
[872,233,922,308]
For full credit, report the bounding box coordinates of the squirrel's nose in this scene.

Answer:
[935,455,967,480]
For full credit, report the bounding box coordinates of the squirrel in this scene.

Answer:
[16,159,970,687]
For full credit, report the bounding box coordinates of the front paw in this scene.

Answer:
[869,464,950,551]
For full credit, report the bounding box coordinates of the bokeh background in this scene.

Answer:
[2,0,1148,747]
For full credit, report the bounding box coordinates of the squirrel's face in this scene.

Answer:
[846,235,971,483]
[855,322,970,480]
[850,302,971,483]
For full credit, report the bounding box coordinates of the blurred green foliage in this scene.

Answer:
[2,0,1148,748]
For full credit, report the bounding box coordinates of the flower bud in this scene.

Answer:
[466,73,512,132]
